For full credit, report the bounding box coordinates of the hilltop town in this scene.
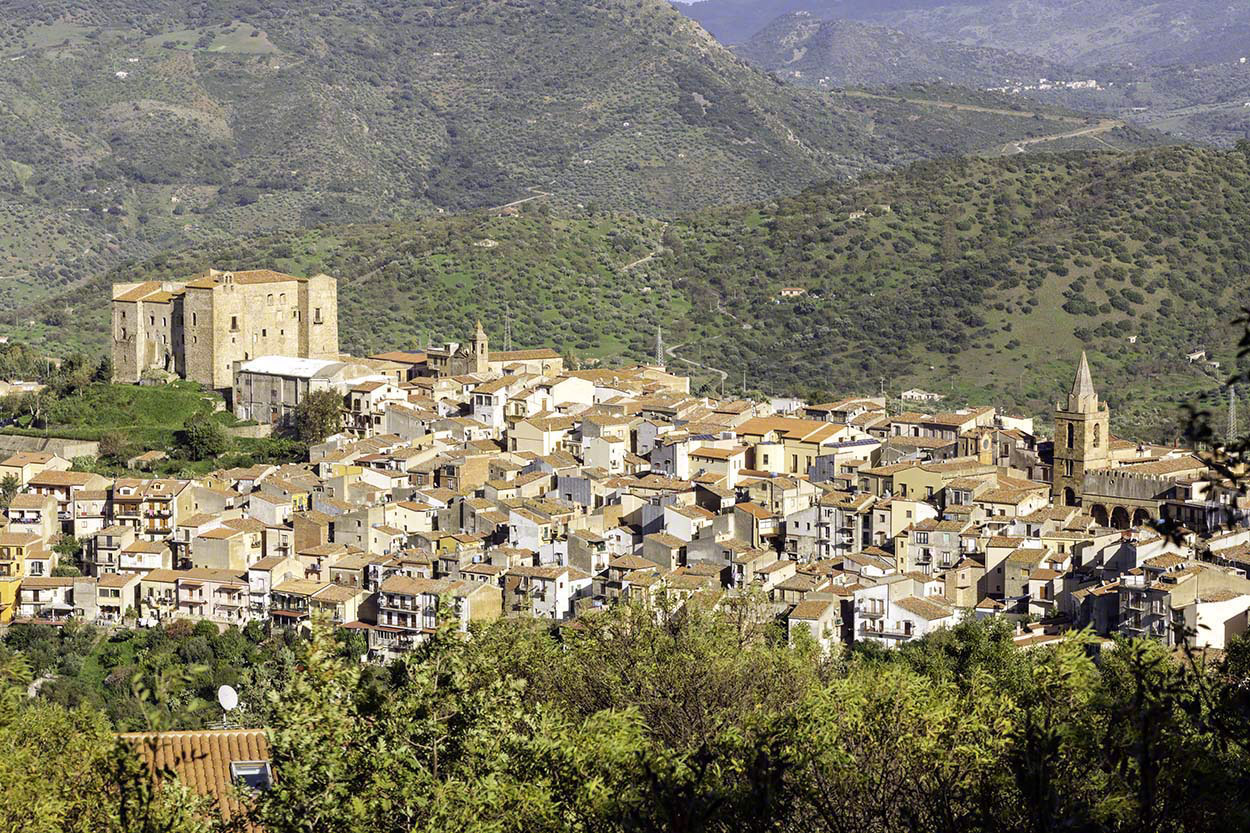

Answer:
[0,267,1242,654]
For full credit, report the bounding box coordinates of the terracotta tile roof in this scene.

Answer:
[489,348,561,362]
[184,268,306,289]
[29,470,98,487]
[895,595,954,620]
[6,493,52,509]
[119,729,270,830]
[738,416,847,444]
[735,502,774,521]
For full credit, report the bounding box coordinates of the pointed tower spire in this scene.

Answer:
[1067,351,1099,412]
[1071,351,1095,398]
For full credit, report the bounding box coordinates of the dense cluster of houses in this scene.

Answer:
[5,316,1250,656]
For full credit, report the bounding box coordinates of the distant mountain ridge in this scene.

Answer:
[677,0,1250,66]
[736,13,1067,89]
[0,0,1121,314]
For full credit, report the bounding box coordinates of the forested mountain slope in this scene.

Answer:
[0,0,1105,311]
[30,145,1250,438]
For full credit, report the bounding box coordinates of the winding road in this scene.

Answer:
[841,90,1126,155]
[666,340,729,390]
[621,223,669,272]
[999,118,1125,154]
[490,186,552,212]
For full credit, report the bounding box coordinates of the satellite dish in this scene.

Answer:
[217,685,239,712]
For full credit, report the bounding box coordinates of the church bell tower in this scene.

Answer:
[1052,351,1111,507]
[473,320,489,374]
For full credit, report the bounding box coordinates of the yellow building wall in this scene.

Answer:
[0,577,20,624]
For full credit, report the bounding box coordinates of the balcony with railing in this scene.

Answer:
[857,602,885,619]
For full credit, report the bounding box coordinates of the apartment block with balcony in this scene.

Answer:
[503,565,591,621]
[26,470,110,533]
[97,572,141,623]
[139,569,180,623]
[5,493,59,545]
[72,489,112,538]
[87,525,137,576]
[376,575,501,651]
[247,556,302,620]
[175,569,250,625]
[119,540,173,576]
[111,478,195,541]
[16,577,76,621]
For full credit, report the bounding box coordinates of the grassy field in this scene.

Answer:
[0,382,281,470]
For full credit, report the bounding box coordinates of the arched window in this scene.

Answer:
[1066,422,1075,449]
[1092,423,1101,448]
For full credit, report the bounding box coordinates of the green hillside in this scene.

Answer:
[0,0,1145,312]
[24,144,1250,439]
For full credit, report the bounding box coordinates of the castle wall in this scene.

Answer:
[181,288,218,388]
[113,270,340,390]
[1083,469,1172,503]
[112,300,144,384]
[301,274,339,360]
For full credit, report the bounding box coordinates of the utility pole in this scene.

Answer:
[1229,384,1239,444]
[655,325,664,368]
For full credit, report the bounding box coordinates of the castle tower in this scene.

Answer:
[1052,351,1111,507]
[473,319,489,374]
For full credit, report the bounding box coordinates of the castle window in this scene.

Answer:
[262,329,267,338]
[191,312,196,326]
[149,315,155,326]
[267,294,274,305]
[280,293,286,304]
[314,307,323,324]
[231,316,239,332]
[1066,423,1074,449]
[1093,423,1101,448]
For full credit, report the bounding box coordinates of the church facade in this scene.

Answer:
[426,321,492,377]
[1051,352,1203,529]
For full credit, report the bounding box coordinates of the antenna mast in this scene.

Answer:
[1229,384,1239,444]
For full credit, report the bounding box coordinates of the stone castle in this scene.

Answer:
[112,269,338,390]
